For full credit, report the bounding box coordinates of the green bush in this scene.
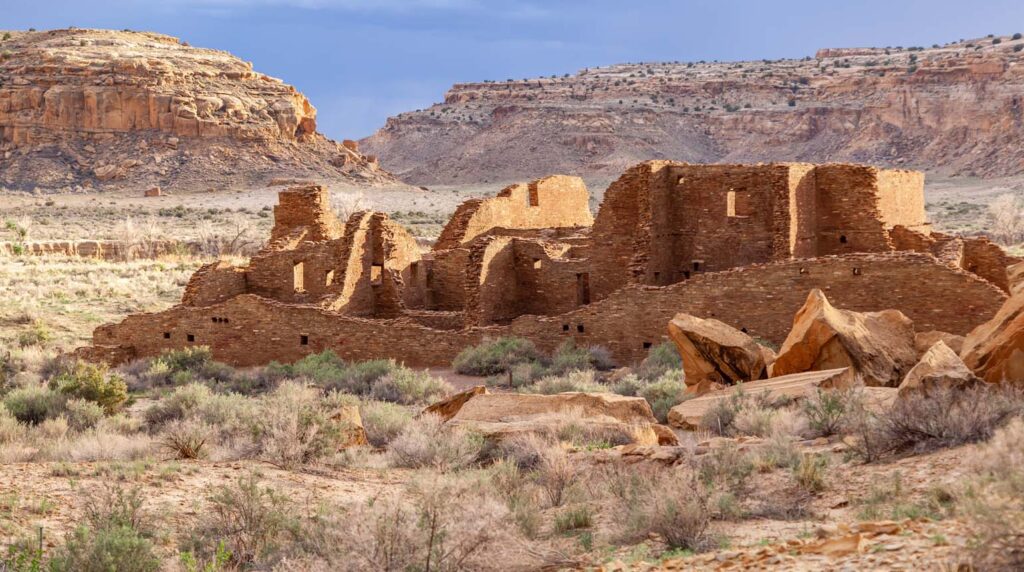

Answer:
[265,351,396,396]
[637,372,688,423]
[520,370,606,395]
[368,368,452,405]
[49,526,160,572]
[359,400,413,447]
[64,398,104,431]
[636,342,682,381]
[453,337,542,376]
[325,359,396,395]
[49,362,128,414]
[17,320,51,348]
[143,383,214,427]
[3,385,64,425]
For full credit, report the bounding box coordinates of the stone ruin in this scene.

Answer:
[78,161,1014,369]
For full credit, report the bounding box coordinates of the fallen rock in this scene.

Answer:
[421,385,487,421]
[651,424,680,446]
[667,368,852,430]
[667,313,767,387]
[899,341,980,396]
[770,289,918,387]
[330,405,369,448]
[914,330,964,357]
[961,291,1024,384]
[448,392,659,444]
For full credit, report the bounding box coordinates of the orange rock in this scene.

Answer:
[421,385,486,421]
[667,313,767,386]
[962,291,1024,384]
[898,341,980,396]
[770,289,918,387]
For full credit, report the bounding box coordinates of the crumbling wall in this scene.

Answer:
[511,239,590,317]
[89,253,1004,368]
[424,249,471,310]
[962,237,1015,292]
[269,185,342,246]
[464,236,518,325]
[434,175,592,249]
[181,261,248,307]
[784,164,818,258]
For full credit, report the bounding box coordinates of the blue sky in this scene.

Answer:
[6,1,1024,138]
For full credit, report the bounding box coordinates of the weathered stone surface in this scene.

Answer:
[421,386,487,422]
[898,341,980,396]
[650,424,680,446]
[962,291,1024,384]
[330,405,369,448]
[770,290,918,387]
[667,368,852,430]
[0,28,395,191]
[448,392,659,444]
[667,313,767,387]
[914,330,964,357]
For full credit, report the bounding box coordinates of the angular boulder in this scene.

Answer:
[330,405,369,448]
[667,313,767,387]
[769,290,918,387]
[448,392,660,445]
[667,368,853,430]
[421,385,487,421]
[961,292,1024,384]
[914,330,964,357]
[899,341,980,396]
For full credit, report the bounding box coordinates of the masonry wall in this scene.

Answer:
[785,164,818,258]
[181,262,248,307]
[269,185,342,245]
[433,175,593,249]
[90,253,1005,369]
[511,240,590,317]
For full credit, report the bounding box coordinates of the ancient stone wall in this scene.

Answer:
[433,175,593,249]
[269,185,342,245]
[88,253,1005,368]
[181,262,248,307]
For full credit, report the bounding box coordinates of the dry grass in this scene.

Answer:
[0,254,202,349]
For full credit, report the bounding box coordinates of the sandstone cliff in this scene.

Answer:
[362,34,1024,185]
[0,28,395,191]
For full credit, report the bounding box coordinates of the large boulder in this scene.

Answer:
[769,290,918,387]
[667,368,852,430]
[667,313,767,387]
[448,392,660,445]
[331,405,369,448]
[914,331,964,357]
[961,292,1024,384]
[421,386,487,421]
[898,341,980,396]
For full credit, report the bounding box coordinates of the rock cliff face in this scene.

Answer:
[362,34,1024,185]
[0,28,395,191]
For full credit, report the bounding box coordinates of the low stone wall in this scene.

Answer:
[82,252,1006,369]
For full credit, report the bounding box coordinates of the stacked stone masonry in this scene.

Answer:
[78,161,1014,368]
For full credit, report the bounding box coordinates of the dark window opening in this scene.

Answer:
[693,261,701,272]
[186,334,195,343]
[576,324,585,333]
[562,324,570,332]
[211,317,217,323]
[839,235,848,244]
[968,264,978,273]
[300,335,309,346]
[163,332,170,339]
[576,272,591,306]
[653,271,660,283]
[642,341,652,349]
[410,262,419,278]
[683,270,691,279]
[741,327,748,333]
[853,267,862,276]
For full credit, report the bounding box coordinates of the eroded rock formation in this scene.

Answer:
[898,341,979,396]
[363,34,1024,184]
[0,28,395,191]
[667,313,767,387]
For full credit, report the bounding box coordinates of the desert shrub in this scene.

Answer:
[2,385,63,424]
[49,484,158,572]
[359,400,412,447]
[840,389,888,463]
[732,404,776,437]
[802,388,850,437]
[697,442,754,492]
[302,476,507,572]
[534,443,579,507]
[0,408,26,444]
[880,385,1024,453]
[554,505,593,533]
[637,372,688,422]
[635,341,681,380]
[699,391,744,435]
[63,398,104,431]
[453,337,542,375]
[606,467,711,550]
[387,414,484,471]
[255,383,359,468]
[323,359,397,395]
[547,340,616,375]
[368,368,452,405]
[49,362,128,414]
[17,320,51,348]
[143,382,215,427]
[610,373,644,397]
[753,433,801,471]
[496,432,553,470]
[161,418,211,459]
[520,369,606,395]
[965,417,1024,570]
[793,453,829,493]
[184,475,294,567]
[489,360,547,388]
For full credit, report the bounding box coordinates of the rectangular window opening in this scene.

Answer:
[163,332,171,339]
[562,324,570,332]
[642,341,652,349]
[186,334,195,343]
[727,190,737,217]
[576,272,591,306]
[576,324,585,333]
[300,334,309,346]
[293,261,305,292]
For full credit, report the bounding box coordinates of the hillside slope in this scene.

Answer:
[0,28,395,192]
[363,34,1024,185]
